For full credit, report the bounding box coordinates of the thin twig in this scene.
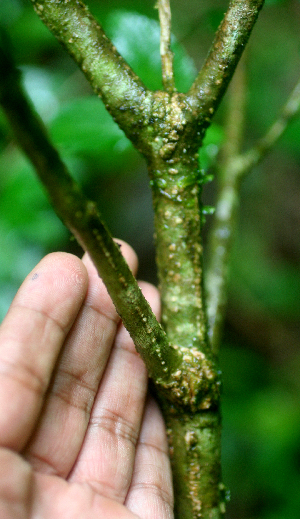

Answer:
[156,0,175,92]
[218,74,300,183]
[205,59,247,354]
[221,57,247,161]
[241,75,300,173]
[206,73,300,353]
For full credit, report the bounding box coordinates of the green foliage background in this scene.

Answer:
[1,0,300,517]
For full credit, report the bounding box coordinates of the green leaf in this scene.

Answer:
[229,230,300,319]
[0,0,24,28]
[8,6,59,62]
[0,150,67,248]
[0,148,70,317]
[0,226,44,321]
[21,66,61,123]
[49,97,135,168]
[199,124,224,171]
[104,10,197,93]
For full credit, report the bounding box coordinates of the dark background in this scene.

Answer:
[1,1,300,517]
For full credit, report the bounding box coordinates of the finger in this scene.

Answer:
[29,473,142,519]
[0,253,88,452]
[0,449,140,519]
[82,239,139,322]
[0,448,33,518]
[125,396,174,519]
[68,282,161,504]
[24,241,140,477]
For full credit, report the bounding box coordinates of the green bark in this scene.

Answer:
[188,0,264,125]
[143,90,222,519]
[30,0,148,139]
[163,407,224,519]
[1,0,271,516]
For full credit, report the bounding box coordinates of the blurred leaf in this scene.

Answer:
[0,150,67,248]
[49,97,136,169]
[0,224,43,284]
[229,230,300,319]
[205,8,224,31]
[0,0,24,28]
[199,124,224,171]
[0,148,69,318]
[221,341,300,519]
[0,220,45,321]
[220,344,267,399]
[246,8,299,138]
[8,5,59,62]
[21,66,60,123]
[0,109,10,149]
[264,0,285,5]
[105,10,197,93]
[247,389,300,448]
[280,117,300,157]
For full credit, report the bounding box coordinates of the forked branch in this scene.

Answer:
[0,1,272,516]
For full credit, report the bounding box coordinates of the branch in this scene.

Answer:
[205,59,246,353]
[156,0,175,92]
[0,41,220,413]
[0,42,175,385]
[206,73,300,353]
[239,74,300,174]
[221,57,247,160]
[29,0,150,144]
[187,0,264,126]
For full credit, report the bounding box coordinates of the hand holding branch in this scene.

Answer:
[0,245,173,519]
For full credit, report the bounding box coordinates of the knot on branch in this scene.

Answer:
[143,91,201,161]
[155,346,221,413]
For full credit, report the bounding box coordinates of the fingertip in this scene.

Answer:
[27,251,88,285]
[82,239,138,281]
[17,252,89,319]
[81,240,138,322]
[114,239,139,276]
[138,282,161,321]
[0,253,90,451]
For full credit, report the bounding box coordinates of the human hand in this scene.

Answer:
[0,242,173,519]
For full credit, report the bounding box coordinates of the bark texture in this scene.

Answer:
[1,1,268,516]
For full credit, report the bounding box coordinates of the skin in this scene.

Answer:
[0,240,174,519]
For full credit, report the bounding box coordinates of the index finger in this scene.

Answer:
[0,252,88,452]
